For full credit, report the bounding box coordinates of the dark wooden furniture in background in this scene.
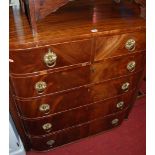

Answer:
[20,0,70,34]
[19,0,146,35]
[9,0,146,151]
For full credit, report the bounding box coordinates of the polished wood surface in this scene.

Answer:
[91,51,145,83]
[15,86,90,118]
[20,0,145,35]
[94,32,145,61]
[10,39,92,75]
[10,51,145,98]
[11,65,90,98]
[22,91,133,136]
[9,0,145,49]
[90,71,143,102]
[9,0,146,151]
[14,70,141,119]
[29,108,128,151]
[26,0,70,20]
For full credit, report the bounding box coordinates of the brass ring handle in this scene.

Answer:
[35,81,47,94]
[125,39,136,51]
[111,118,119,125]
[42,123,52,132]
[44,49,57,67]
[127,61,136,72]
[116,101,124,109]
[39,104,50,114]
[46,140,55,147]
[121,82,130,92]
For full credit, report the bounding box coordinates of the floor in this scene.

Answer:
[27,80,146,155]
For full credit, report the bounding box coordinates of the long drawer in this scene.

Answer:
[94,31,145,61]
[10,52,145,98]
[22,91,133,136]
[10,39,92,75]
[29,108,128,151]
[15,86,90,118]
[15,70,142,118]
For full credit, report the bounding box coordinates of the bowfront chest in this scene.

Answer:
[9,0,145,151]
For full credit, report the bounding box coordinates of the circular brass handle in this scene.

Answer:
[46,140,55,147]
[111,118,119,125]
[42,123,52,132]
[127,61,136,72]
[125,39,136,51]
[121,82,130,92]
[35,81,47,94]
[116,101,124,109]
[39,104,50,114]
[44,49,57,67]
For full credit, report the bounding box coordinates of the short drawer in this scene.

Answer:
[91,51,145,83]
[10,39,92,74]
[29,109,127,151]
[90,70,143,102]
[95,31,145,61]
[10,65,90,98]
[22,91,133,136]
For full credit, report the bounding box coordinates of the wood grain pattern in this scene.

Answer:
[94,32,145,61]
[20,0,145,34]
[14,70,140,118]
[9,0,145,49]
[10,52,145,98]
[10,65,90,98]
[9,0,146,151]
[22,0,114,22]
[90,70,143,102]
[21,91,134,136]
[29,108,128,151]
[15,86,90,118]
[91,51,145,83]
[10,39,92,75]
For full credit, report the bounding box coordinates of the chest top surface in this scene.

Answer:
[9,0,145,50]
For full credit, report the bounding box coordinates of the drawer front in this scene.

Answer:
[95,32,145,61]
[14,71,142,119]
[91,51,145,83]
[15,87,90,118]
[22,91,133,136]
[29,109,127,151]
[14,68,141,118]
[90,71,143,102]
[10,65,90,98]
[10,63,144,99]
[10,39,92,74]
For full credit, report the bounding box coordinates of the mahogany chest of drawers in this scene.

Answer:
[9,0,146,151]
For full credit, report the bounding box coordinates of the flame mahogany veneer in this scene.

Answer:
[9,0,145,151]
